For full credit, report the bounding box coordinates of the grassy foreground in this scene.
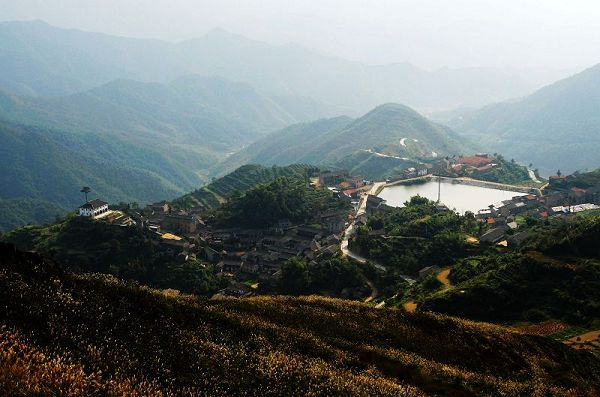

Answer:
[1,243,599,396]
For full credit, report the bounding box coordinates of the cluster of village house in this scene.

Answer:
[385,153,502,183]
[77,164,600,295]
[77,171,368,296]
[474,175,600,247]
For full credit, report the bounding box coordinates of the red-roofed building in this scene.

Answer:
[343,189,359,199]
[458,155,495,168]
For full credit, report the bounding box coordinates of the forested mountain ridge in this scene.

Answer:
[0,75,336,154]
[0,120,198,231]
[0,242,598,396]
[215,103,473,178]
[210,116,353,175]
[0,20,559,113]
[174,164,318,211]
[0,74,335,231]
[450,63,600,175]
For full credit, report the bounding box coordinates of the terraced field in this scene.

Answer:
[173,164,318,210]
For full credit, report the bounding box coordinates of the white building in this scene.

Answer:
[79,199,109,218]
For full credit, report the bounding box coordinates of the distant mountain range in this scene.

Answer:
[0,75,336,156]
[2,19,597,231]
[0,76,336,231]
[0,20,562,113]
[449,64,600,175]
[215,103,472,178]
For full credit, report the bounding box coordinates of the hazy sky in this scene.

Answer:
[1,0,599,70]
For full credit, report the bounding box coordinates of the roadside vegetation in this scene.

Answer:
[350,196,481,275]
[352,197,600,335]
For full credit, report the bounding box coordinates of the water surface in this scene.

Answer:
[379,180,524,213]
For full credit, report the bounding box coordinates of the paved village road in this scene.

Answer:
[528,168,541,184]
[341,181,416,285]
[341,182,387,271]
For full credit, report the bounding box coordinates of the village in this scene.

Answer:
[474,171,600,247]
[75,156,600,296]
[75,171,361,296]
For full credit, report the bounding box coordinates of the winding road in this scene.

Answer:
[340,182,416,301]
[340,182,386,268]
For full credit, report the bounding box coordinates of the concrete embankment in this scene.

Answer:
[384,175,538,195]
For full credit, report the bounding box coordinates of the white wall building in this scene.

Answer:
[79,199,109,218]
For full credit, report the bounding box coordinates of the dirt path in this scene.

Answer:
[436,268,451,290]
[466,235,479,244]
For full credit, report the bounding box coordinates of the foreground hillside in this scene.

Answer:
[1,244,599,396]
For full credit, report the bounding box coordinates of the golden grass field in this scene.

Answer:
[1,244,600,396]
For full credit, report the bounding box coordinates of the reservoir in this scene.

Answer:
[378,179,525,214]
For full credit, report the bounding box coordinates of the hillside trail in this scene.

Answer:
[436,268,452,290]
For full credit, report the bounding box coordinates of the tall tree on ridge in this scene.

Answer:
[80,186,91,203]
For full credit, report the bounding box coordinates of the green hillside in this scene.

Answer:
[1,243,598,396]
[0,75,333,157]
[0,121,196,231]
[211,116,353,175]
[419,251,600,326]
[216,176,345,227]
[216,104,472,179]
[313,104,467,162]
[2,217,219,296]
[174,164,318,210]
[450,64,600,175]
[353,197,600,328]
[331,151,420,180]
[0,74,337,230]
[0,197,66,232]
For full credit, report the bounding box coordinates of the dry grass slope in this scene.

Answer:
[0,243,599,396]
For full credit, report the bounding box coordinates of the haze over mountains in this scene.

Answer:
[0,73,340,230]
[1,19,600,230]
[449,63,600,175]
[1,20,560,113]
